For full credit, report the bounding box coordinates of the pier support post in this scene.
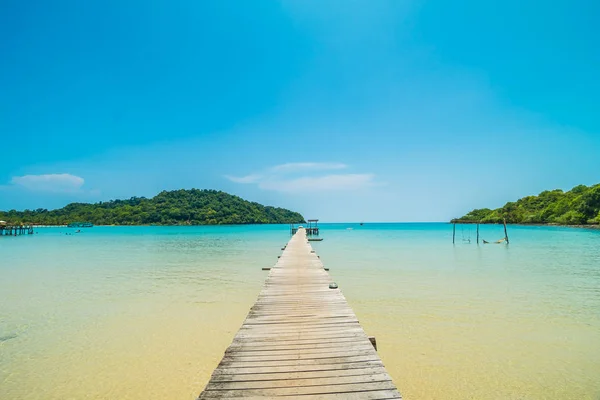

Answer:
[368,336,377,351]
[452,223,456,244]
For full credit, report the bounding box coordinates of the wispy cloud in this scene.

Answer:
[260,174,375,193]
[224,174,262,184]
[9,173,85,193]
[226,162,377,193]
[270,162,347,172]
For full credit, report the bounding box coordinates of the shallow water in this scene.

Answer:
[1,224,599,399]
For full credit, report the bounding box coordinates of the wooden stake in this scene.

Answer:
[476,223,480,245]
[368,336,377,351]
[452,223,456,244]
[503,218,509,244]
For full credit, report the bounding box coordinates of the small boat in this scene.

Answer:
[67,222,94,228]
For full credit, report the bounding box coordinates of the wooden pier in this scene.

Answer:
[198,228,401,399]
[0,223,34,236]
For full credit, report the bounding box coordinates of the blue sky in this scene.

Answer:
[1,0,598,221]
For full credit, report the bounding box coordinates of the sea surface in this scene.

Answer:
[1,223,599,400]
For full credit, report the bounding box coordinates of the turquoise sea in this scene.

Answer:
[1,223,599,399]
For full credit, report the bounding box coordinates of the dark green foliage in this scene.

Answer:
[456,184,600,225]
[453,208,493,223]
[0,189,305,225]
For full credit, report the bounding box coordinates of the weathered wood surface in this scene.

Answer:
[198,228,401,399]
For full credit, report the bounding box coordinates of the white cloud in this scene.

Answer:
[10,173,85,193]
[225,162,348,183]
[270,162,347,172]
[226,162,378,193]
[260,174,375,193]
[224,174,262,184]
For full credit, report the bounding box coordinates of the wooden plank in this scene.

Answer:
[244,317,360,324]
[210,366,390,382]
[222,349,377,363]
[205,373,393,390]
[232,334,370,344]
[200,381,398,397]
[236,323,363,331]
[196,228,401,399]
[218,355,383,367]
[211,360,385,376]
[232,330,368,341]
[200,391,401,400]
[228,339,372,352]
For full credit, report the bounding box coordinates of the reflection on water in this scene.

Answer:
[1,224,599,399]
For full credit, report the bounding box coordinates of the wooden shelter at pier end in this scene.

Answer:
[290,219,320,236]
[305,219,319,236]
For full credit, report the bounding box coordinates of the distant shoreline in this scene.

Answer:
[31,222,600,229]
[32,223,298,227]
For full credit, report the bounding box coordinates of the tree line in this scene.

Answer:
[456,183,600,225]
[0,189,306,225]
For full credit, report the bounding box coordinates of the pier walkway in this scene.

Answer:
[198,228,401,399]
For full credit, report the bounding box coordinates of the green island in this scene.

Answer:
[456,183,600,225]
[0,189,305,225]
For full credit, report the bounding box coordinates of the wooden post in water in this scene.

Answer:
[368,336,377,351]
[503,218,509,244]
[476,222,480,245]
[452,223,456,244]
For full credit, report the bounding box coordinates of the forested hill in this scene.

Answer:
[456,184,600,225]
[0,189,306,225]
